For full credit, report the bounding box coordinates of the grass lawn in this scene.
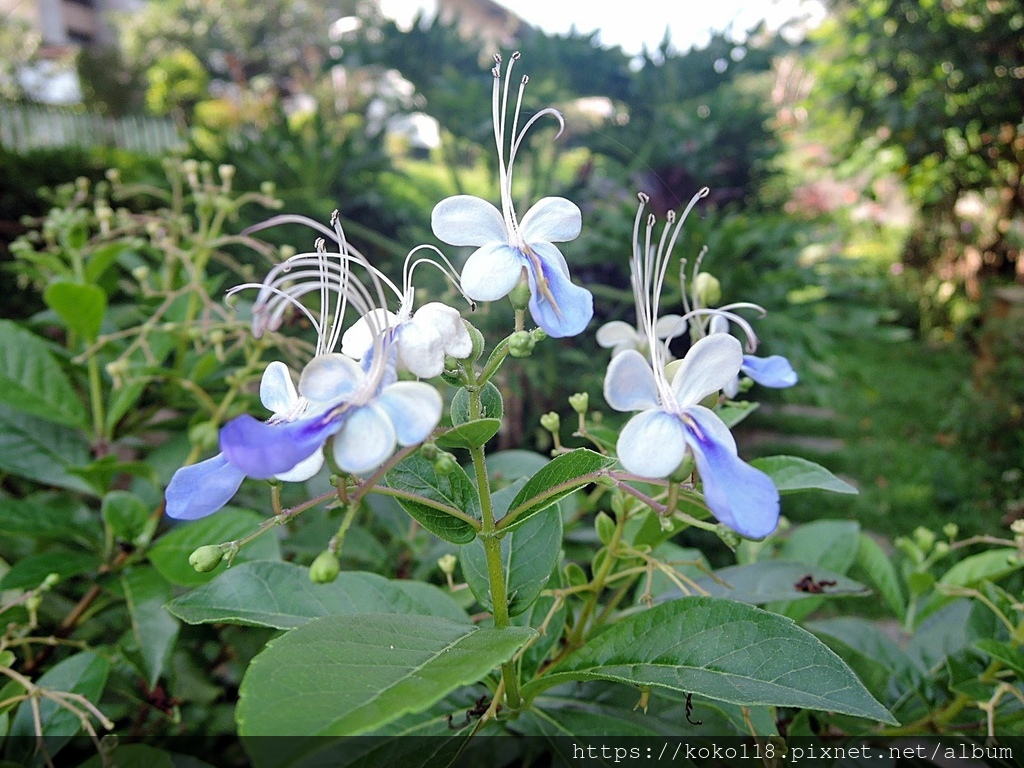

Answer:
[738,334,999,539]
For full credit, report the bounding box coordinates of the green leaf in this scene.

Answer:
[6,651,109,763]
[43,281,107,342]
[383,453,479,544]
[0,320,86,428]
[236,614,535,735]
[975,639,1024,678]
[75,745,201,768]
[855,533,906,620]
[687,561,870,604]
[500,449,613,533]
[939,548,1022,588]
[0,496,101,545]
[84,242,135,284]
[0,551,100,590]
[121,566,179,688]
[906,599,997,669]
[434,418,501,450]
[102,490,154,546]
[461,493,562,617]
[521,598,896,725]
[486,449,550,485]
[148,507,281,587]
[0,405,95,494]
[716,400,760,428]
[168,561,469,629]
[750,455,857,494]
[770,519,861,622]
[106,379,147,434]
[450,382,503,425]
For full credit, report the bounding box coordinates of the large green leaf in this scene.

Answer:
[686,561,870,604]
[0,320,86,428]
[168,561,469,628]
[5,651,110,764]
[939,548,1022,588]
[500,449,613,532]
[434,418,501,450]
[148,508,281,587]
[771,519,861,621]
[461,487,562,617]
[521,598,896,724]
[0,550,100,590]
[0,496,100,544]
[43,281,107,342]
[855,533,906,620]
[750,455,857,495]
[0,405,94,494]
[383,453,479,544]
[236,614,535,735]
[450,382,503,425]
[121,567,179,688]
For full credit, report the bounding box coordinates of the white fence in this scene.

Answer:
[0,102,184,154]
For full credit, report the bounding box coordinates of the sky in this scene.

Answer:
[378,0,827,54]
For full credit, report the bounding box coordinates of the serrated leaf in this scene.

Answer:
[450,382,503,425]
[43,281,107,342]
[434,418,501,450]
[685,561,870,604]
[855,533,906,620]
[236,614,535,735]
[121,567,179,688]
[5,651,109,764]
[168,561,469,628]
[148,507,281,587]
[383,453,479,544]
[0,405,95,494]
[0,320,86,428]
[750,455,857,494]
[461,488,562,617]
[522,598,896,724]
[500,449,613,533]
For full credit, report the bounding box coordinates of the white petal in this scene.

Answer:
[460,242,524,302]
[596,320,639,352]
[274,448,324,482]
[431,195,507,246]
[376,381,443,446]
[656,314,686,340]
[341,308,397,360]
[616,409,689,478]
[670,334,743,408]
[395,320,445,378]
[603,349,660,412]
[413,303,472,359]
[709,314,730,335]
[299,353,365,403]
[260,361,297,414]
[519,197,582,243]
[331,404,397,475]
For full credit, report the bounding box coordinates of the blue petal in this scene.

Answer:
[616,409,688,478]
[165,454,245,520]
[682,405,780,539]
[603,349,660,412]
[741,355,798,388]
[220,412,341,479]
[525,242,593,338]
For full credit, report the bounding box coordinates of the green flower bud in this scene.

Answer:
[434,452,458,476]
[912,526,936,553]
[508,279,531,311]
[595,511,616,546]
[260,181,276,196]
[932,541,950,557]
[540,411,561,434]
[309,550,341,584]
[669,452,696,483]
[568,392,589,415]
[508,330,536,358]
[420,442,438,461]
[437,554,457,576]
[531,328,547,342]
[189,545,225,573]
[104,168,121,184]
[693,272,722,307]
[943,523,960,540]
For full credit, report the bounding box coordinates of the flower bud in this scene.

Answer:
[669,452,696,483]
[943,523,959,540]
[508,279,531,311]
[309,550,341,584]
[912,526,936,553]
[420,442,438,461]
[189,545,225,573]
[540,411,560,434]
[105,168,121,185]
[693,272,722,307]
[437,554,457,576]
[568,392,589,415]
[260,181,276,196]
[434,452,458,476]
[508,330,536,358]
